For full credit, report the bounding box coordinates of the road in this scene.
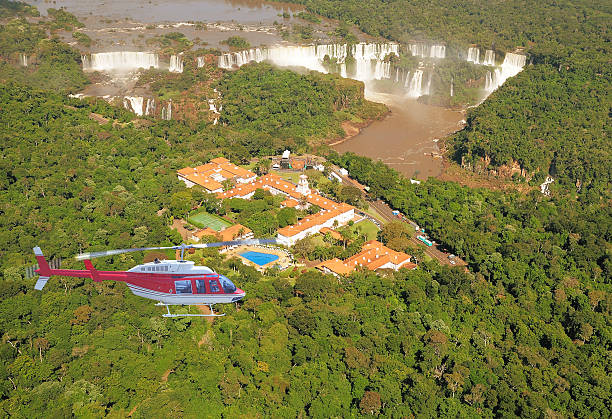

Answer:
[335,169,467,267]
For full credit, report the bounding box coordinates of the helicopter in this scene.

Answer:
[32,240,276,317]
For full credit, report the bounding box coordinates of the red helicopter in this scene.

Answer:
[32,240,275,317]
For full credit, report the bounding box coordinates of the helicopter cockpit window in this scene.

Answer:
[219,275,237,293]
[209,280,220,293]
[174,280,192,294]
[196,280,206,294]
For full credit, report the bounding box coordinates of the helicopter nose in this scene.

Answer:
[232,288,246,302]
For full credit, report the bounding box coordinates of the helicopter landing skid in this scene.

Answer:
[156,303,226,318]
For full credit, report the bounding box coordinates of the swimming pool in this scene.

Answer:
[240,251,279,266]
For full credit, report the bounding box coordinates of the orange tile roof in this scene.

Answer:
[218,169,236,180]
[307,193,338,210]
[281,198,299,208]
[216,184,258,199]
[194,227,218,239]
[320,227,343,240]
[182,175,224,192]
[317,240,414,275]
[365,255,393,270]
[316,258,354,275]
[178,158,255,192]
[277,206,352,237]
[291,160,305,170]
[194,163,217,173]
[218,224,252,241]
[218,162,256,179]
[177,167,193,176]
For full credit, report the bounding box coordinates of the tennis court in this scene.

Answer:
[188,211,231,231]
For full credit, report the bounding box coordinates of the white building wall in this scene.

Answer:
[277,209,354,246]
[178,175,195,188]
[238,175,257,184]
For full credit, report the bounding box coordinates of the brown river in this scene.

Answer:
[334,91,464,179]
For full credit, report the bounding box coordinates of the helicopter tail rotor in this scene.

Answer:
[33,247,51,290]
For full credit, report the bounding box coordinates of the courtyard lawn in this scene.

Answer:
[349,219,380,241]
[187,211,231,231]
[270,170,300,184]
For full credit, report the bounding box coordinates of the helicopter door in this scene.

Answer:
[208,278,221,293]
[174,280,192,294]
[195,279,207,294]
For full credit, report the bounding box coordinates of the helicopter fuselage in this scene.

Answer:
[34,252,245,306]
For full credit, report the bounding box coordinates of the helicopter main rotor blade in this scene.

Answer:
[76,246,176,261]
[75,239,279,260]
[190,238,278,248]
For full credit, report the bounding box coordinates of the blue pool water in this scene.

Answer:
[240,251,279,266]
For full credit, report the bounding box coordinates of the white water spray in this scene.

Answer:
[123,96,144,116]
[215,43,399,82]
[467,47,480,64]
[484,52,526,92]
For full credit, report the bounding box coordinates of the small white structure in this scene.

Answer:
[329,172,342,183]
[282,150,291,159]
[296,174,311,196]
[339,168,349,176]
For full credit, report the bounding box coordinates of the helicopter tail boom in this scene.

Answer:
[33,247,94,290]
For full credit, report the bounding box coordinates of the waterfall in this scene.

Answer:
[409,44,428,58]
[169,55,184,73]
[197,56,206,67]
[82,52,160,71]
[408,43,445,58]
[425,71,432,95]
[540,176,554,196]
[407,70,423,97]
[123,96,145,116]
[467,47,480,64]
[144,98,155,116]
[502,52,526,68]
[208,98,220,114]
[482,52,526,93]
[485,71,494,91]
[466,48,495,66]
[216,42,399,82]
[20,53,28,67]
[429,45,445,59]
[483,50,495,66]
[450,78,454,97]
[161,101,172,120]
